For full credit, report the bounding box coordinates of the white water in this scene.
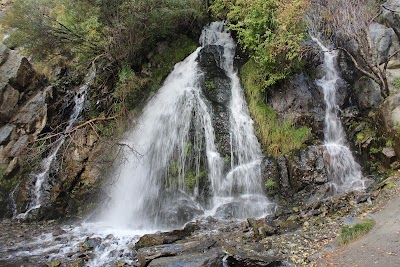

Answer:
[201,22,270,215]
[4,23,272,267]
[15,69,96,219]
[313,38,366,193]
[102,22,272,229]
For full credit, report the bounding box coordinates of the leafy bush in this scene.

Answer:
[211,0,308,87]
[2,0,207,68]
[241,60,310,157]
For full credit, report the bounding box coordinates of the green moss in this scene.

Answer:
[184,143,193,157]
[204,80,216,90]
[386,181,395,189]
[392,78,400,90]
[0,164,31,194]
[185,171,197,190]
[386,138,394,148]
[265,179,278,196]
[148,35,198,92]
[241,60,310,157]
[339,219,375,245]
[184,170,206,190]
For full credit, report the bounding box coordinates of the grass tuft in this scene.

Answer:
[339,219,375,245]
[241,59,310,157]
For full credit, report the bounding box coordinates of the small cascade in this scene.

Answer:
[102,22,272,229]
[200,22,270,216]
[15,69,96,219]
[313,37,366,193]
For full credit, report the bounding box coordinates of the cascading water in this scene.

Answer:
[102,22,272,229]
[15,69,96,219]
[313,38,366,193]
[2,23,273,267]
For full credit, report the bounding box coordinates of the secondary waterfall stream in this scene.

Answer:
[313,38,367,193]
[14,69,96,219]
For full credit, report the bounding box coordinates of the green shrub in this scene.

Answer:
[339,219,375,245]
[211,0,307,87]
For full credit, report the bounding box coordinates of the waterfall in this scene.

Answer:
[15,69,96,219]
[102,22,272,229]
[313,38,366,193]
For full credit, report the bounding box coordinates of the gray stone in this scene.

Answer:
[198,44,232,157]
[12,91,47,135]
[148,252,222,267]
[353,77,383,109]
[0,124,15,145]
[10,135,28,157]
[381,92,400,132]
[369,22,400,65]
[0,50,34,91]
[382,147,396,158]
[0,44,10,67]
[0,84,19,122]
[225,253,284,267]
[268,73,325,135]
[382,1,400,36]
[3,157,19,179]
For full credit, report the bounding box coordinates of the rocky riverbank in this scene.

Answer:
[1,173,398,267]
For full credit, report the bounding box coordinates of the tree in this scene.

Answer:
[310,0,400,98]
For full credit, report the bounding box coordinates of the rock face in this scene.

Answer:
[382,1,400,36]
[262,146,328,204]
[353,77,383,110]
[0,44,102,219]
[369,22,400,65]
[267,73,325,138]
[198,44,232,158]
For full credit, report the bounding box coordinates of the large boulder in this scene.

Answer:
[0,84,19,123]
[353,77,383,109]
[0,49,34,92]
[267,73,325,138]
[381,92,400,133]
[12,90,48,135]
[369,22,400,65]
[262,146,328,204]
[0,124,15,145]
[382,1,400,35]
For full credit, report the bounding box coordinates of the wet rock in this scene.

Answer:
[267,73,325,136]
[197,44,231,157]
[82,237,102,251]
[148,252,223,267]
[161,198,204,226]
[0,124,15,145]
[225,253,284,267]
[215,202,241,219]
[137,240,222,267]
[135,222,200,250]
